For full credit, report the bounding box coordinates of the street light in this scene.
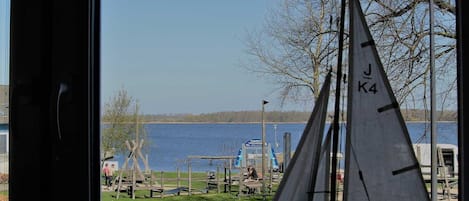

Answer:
[274,124,278,149]
[261,100,268,198]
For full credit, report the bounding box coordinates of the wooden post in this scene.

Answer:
[238,167,243,197]
[224,167,227,193]
[437,148,451,201]
[177,167,180,188]
[134,104,140,197]
[229,159,232,193]
[188,161,192,196]
[160,171,164,198]
[283,132,291,170]
[149,170,153,187]
[116,149,131,199]
[132,158,136,199]
[270,159,273,194]
[217,166,220,194]
[206,170,209,191]
[117,141,136,199]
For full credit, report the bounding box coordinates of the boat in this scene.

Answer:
[274,0,430,200]
[234,139,280,171]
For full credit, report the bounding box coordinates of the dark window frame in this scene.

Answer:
[9,0,100,200]
[6,0,468,200]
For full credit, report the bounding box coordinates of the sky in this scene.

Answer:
[101,0,309,114]
[1,1,458,114]
[0,1,9,86]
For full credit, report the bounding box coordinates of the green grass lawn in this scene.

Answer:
[101,171,278,201]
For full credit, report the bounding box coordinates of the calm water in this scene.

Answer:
[0,122,458,172]
[112,122,458,172]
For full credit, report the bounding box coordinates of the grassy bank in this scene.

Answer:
[101,171,279,201]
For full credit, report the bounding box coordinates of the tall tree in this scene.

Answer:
[244,0,456,111]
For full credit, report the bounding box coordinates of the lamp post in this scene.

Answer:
[274,124,278,148]
[261,100,268,199]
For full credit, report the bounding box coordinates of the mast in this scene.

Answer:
[429,0,437,200]
[455,0,466,199]
[330,0,346,200]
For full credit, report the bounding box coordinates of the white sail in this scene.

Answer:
[313,127,332,201]
[343,0,430,201]
[274,73,332,201]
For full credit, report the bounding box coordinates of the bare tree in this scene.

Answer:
[101,88,149,159]
[244,0,456,111]
[365,0,456,111]
[244,0,340,105]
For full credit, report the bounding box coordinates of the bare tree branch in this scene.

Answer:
[242,0,456,111]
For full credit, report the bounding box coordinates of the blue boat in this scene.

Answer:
[234,139,279,171]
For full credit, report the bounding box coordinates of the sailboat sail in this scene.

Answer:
[274,73,332,201]
[343,0,430,200]
[313,127,332,201]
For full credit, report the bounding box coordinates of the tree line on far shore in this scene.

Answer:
[135,109,457,123]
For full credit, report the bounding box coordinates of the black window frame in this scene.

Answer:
[6,0,468,200]
[9,0,100,200]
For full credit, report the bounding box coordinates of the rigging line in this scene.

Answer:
[416,132,427,144]
[349,143,372,201]
[326,15,332,72]
[337,72,347,200]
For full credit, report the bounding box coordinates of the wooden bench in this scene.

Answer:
[148,187,188,198]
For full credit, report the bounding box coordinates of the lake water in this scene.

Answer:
[112,122,458,172]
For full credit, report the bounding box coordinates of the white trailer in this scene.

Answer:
[413,143,458,179]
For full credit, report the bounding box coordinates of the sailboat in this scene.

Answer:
[274,0,430,200]
[274,72,332,201]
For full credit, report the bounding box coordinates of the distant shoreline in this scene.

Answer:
[103,110,457,123]
[101,121,308,124]
[101,121,457,124]
[141,121,307,124]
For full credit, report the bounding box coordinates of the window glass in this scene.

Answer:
[0,0,9,198]
[100,1,282,199]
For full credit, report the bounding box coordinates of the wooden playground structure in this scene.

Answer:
[110,154,282,199]
[114,138,153,199]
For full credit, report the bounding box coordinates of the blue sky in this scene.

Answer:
[1,1,457,114]
[0,1,305,114]
[101,0,308,114]
[0,1,9,85]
